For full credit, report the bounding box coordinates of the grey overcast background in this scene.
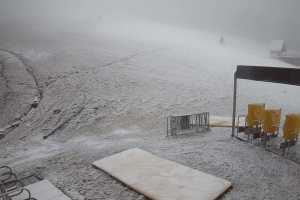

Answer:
[0,0,299,50]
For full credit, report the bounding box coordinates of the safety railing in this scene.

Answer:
[167,112,210,136]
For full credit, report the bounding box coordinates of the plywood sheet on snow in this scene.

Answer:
[210,116,245,128]
[15,180,71,200]
[93,148,232,200]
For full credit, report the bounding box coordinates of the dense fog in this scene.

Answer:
[2,1,300,199]
[1,0,300,49]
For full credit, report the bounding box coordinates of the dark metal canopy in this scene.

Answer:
[236,65,300,86]
[232,65,300,136]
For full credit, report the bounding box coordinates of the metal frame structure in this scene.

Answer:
[167,112,210,136]
[231,65,300,157]
[232,65,300,137]
[0,166,37,200]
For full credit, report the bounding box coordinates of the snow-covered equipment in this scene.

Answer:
[166,112,210,136]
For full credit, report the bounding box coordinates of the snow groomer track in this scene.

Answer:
[0,49,41,136]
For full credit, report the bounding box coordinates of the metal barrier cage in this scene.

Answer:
[0,166,37,200]
[167,112,210,136]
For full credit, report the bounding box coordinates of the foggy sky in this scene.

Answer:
[1,0,300,49]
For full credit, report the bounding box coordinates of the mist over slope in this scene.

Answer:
[1,0,299,50]
[1,1,300,200]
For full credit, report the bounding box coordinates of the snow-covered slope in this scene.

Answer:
[1,15,300,200]
[0,18,299,140]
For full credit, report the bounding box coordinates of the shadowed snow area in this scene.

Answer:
[0,15,300,200]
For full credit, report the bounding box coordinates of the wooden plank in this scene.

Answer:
[93,148,232,200]
[210,116,245,128]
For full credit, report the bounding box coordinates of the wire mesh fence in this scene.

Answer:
[167,112,210,136]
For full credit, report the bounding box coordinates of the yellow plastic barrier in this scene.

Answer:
[263,109,281,135]
[283,114,300,141]
[247,103,265,128]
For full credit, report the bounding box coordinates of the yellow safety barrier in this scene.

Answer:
[263,109,281,135]
[283,114,300,141]
[247,103,265,128]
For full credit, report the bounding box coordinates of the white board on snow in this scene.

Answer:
[93,148,232,200]
[15,180,71,200]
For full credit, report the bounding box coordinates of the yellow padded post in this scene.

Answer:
[263,109,281,135]
[247,103,265,128]
[283,114,300,141]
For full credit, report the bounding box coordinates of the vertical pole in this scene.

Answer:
[207,112,210,130]
[232,72,237,137]
[167,117,169,137]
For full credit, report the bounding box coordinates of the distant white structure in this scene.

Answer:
[270,40,286,57]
